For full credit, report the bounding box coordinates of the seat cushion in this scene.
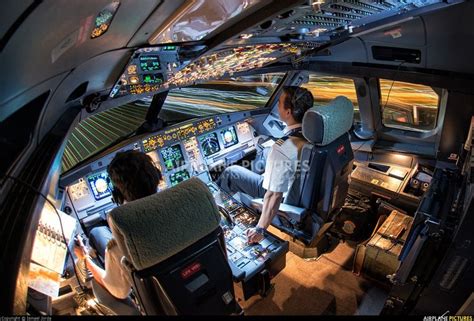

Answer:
[109,177,220,271]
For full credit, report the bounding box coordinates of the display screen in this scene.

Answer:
[220,126,239,148]
[142,73,164,84]
[139,56,161,71]
[160,144,185,170]
[170,170,190,187]
[87,172,113,201]
[199,132,221,157]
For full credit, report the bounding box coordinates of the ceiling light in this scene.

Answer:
[240,33,254,39]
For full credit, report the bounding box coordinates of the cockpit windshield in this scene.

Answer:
[61,72,285,173]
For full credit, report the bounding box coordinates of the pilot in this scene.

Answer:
[74,150,162,299]
[217,86,314,243]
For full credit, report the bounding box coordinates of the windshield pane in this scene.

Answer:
[61,104,147,173]
[61,72,284,173]
[138,73,285,122]
[301,74,360,122]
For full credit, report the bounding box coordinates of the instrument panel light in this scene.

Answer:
[129,76,139,84]
[90,1,120,39]
[127,65,137,74]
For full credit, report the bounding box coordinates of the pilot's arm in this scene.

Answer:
[247,190,283,243]
[247,144,293,243]
[74,238,131,299]
[74,244,106,286]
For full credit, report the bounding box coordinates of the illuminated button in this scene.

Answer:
[129,76,139,84]
[127,65,137,74]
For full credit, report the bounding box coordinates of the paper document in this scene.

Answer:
[31,204,77,274]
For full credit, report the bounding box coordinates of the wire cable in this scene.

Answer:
[1,174,86,291]
[382,61,405,112]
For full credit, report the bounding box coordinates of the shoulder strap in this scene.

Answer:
[280,127,304,139]
[275,129,304,146]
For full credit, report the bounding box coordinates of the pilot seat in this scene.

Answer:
[251,96,354,248]
[103,177,241,315]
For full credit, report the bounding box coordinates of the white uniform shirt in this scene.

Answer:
[102,216,133,299]
[262,124,307,196]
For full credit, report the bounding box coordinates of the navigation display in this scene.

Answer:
[199,132,221,157]
[87,172,113,201]
[160,144,185,170]
[139,56,160,71]
[170,170,190,187]
[220,126,239,148]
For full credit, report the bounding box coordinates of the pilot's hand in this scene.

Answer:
[73,244,87,260]
[246,227,265,244]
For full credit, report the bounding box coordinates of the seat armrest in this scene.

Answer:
[250,198,264,211]
[250,199,306,224]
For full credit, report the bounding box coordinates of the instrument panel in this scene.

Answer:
[143,118,254,189]
[208,182,288,289]
[143,118,219,152]
[63,113,256,220]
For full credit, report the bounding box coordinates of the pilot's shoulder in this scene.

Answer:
[274,138,287,146]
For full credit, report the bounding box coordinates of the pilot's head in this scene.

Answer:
[107,150,162,205]
[278,86,314,125]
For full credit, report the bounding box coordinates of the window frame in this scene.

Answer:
[378,78,441,133]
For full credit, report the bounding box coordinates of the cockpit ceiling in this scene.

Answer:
[108,0,448,101]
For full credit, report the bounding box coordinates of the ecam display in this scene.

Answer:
[160,144,185,170]
[139,55,161,71]
[170,170,190,186]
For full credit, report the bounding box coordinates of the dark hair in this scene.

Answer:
[281,86,314,122]
[107,150,162,203]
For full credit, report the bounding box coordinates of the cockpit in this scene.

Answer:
[1,0,473,316]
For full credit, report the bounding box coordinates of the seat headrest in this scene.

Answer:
[302,96,354,146]
[108,177,220,271]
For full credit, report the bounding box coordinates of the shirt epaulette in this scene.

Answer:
[275,138,286,146]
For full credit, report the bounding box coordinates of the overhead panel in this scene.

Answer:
[109,43,302,98]
[106,0,448,103]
